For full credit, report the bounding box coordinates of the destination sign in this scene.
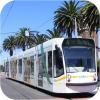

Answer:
[62,38,95,47]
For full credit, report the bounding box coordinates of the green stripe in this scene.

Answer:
[41,43,52,85]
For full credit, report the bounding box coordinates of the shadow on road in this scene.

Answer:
[6,78,95,99]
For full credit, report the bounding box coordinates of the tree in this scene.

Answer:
[0,65,5,72]
[46,27,64,39]
[33,34,47,45]
[3,36,16,56]
[54,0,81,38]
[15,28,34,51]
[80,1,99,35]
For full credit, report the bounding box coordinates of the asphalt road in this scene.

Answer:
[0,76,98,100]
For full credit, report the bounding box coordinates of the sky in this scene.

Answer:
[0,0,100,65]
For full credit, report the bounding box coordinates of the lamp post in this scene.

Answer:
[63,14,78,37]
[25,31,39,49]
[55,13,78,37]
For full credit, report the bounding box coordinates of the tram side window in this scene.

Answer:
[30,56,34,76]
[43,53,46,77]
[38,54,46,77]
[53,50,64,78]
[19,59,22,74]
[48,51,52,78]
[6,62,9,72]
[12,61,14,77]
[15,60,17,74]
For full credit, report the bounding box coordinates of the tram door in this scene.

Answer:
[6,62,9,77]
[14,61,17,79]
[24,58,27,82]
[27,57,30,84]
[12,61,14,78]
[38,54,43,87]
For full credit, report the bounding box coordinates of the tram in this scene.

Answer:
[5,38,98,93]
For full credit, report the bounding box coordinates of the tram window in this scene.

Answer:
[53,50,64,78]
[12,61,14,78]
[15,60,17,74]
[24,58,27,82]
[38,54,46,77]
[48,51,52,78]
[19,59,22,74]
[43,53,46,77]
[30,56,34,76]
[10,62,12,75]
[6,62,9,72]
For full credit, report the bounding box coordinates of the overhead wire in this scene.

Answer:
[1,32,17,34]
[34,16,54,31]
[0,0,54,36]
[1,16,54,34]
[0,0,15,30]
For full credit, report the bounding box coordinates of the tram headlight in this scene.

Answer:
[93,74,96,81]
[67,74,71,82]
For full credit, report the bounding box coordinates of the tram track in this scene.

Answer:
[1,80,31,100]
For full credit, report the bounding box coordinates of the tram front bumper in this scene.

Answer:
[66,82,98,93]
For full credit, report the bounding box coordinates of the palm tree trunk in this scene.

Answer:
[67,27,72,38]
[22,43,25,51]
[10,47,13,56]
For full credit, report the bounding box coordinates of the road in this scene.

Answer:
[0,75,99,100]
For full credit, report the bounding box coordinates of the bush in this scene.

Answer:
[0,65,5,72]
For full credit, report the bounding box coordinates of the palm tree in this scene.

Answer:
[80,1,99,35]
[46,27,64,39]
[54,0,81,38]
[15,28,34,51]
[33,34,47,45]
[3,36,16,56]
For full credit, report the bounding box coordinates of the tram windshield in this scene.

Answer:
[63,47,96,73]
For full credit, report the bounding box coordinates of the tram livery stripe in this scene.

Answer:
[57,77,66,82]
[41,43,52,85]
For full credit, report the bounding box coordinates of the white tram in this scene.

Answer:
[5,38,98,93]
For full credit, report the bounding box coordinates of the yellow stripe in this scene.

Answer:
[57,77,66,82]
[27,79,30,84]
[72,76,78,78]
[89,75,93,77]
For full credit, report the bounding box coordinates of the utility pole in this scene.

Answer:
[25,30,39,50]
[55,13,78,37]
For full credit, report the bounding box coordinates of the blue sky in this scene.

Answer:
[0,0,100,65]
